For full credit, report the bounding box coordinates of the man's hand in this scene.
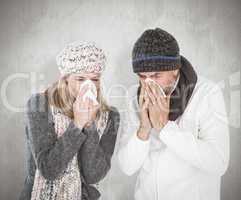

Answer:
[137,81,152,140]
[145,81,170,131]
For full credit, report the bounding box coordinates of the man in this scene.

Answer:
[117,28,229,200]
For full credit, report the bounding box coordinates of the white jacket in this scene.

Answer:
[117,76,230,200]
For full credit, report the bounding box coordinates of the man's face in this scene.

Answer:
[137,69,179,95]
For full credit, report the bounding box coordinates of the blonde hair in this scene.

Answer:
[45,76,110,119]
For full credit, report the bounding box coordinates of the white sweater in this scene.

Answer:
[117,76,230,200]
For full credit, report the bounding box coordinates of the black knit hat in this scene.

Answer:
[132,28,181,73]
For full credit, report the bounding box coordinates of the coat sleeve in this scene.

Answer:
[159,84,230,176]
[26,93,87,181]
[79,107,120,184]
[117,96,150,176]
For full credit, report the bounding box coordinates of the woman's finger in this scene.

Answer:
[86,98,93,120]
[88,98,94,110]
[79,97,89,113]
[76,85,89,101]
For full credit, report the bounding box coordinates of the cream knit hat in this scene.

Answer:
[56,41,106,75]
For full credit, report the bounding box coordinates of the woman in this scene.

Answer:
[19,42,120,200]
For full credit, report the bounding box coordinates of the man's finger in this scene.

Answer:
[149,82,158,96]
[139,84,145,106]
[146,84,156,105]
[142,93,150,110]
[153,83,162,98]
[156,97,165,111]
[159,95,170,112]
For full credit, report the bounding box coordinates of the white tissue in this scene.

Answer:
[79,79,99,105]
[145,78,167,98]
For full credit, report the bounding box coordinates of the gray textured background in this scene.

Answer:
[0,0,240,199]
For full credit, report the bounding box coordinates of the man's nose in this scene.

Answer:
[144,77,154,82]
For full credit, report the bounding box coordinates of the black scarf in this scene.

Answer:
[137,55,197,121]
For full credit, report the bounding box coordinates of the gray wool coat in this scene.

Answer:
[18,93,120,200]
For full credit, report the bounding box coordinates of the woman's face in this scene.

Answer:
[66,72,101,98]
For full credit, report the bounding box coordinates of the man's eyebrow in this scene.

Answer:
[151,72,162,76]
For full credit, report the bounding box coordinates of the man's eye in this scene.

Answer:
[154,74,162,78]
[77,78,84,81]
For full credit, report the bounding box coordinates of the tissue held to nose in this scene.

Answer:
[145,78,167,98]
[79,79,99,105]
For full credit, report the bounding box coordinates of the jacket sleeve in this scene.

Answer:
[79,107,120,184]
[117,97,150,176]
[26,93,87,181]
[18,126,36,200]
[159,84,230,176]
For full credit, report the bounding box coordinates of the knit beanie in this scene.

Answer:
[132,28,181,73]
[56,41,106,75]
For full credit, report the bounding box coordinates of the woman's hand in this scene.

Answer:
[73,85,100,129]
[145,81,170,131]
[137,81,152,140]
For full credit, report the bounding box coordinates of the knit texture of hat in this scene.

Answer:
[132,28,181,73]
[56,41,106,75]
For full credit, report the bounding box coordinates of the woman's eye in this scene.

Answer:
[91,79,99,82]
